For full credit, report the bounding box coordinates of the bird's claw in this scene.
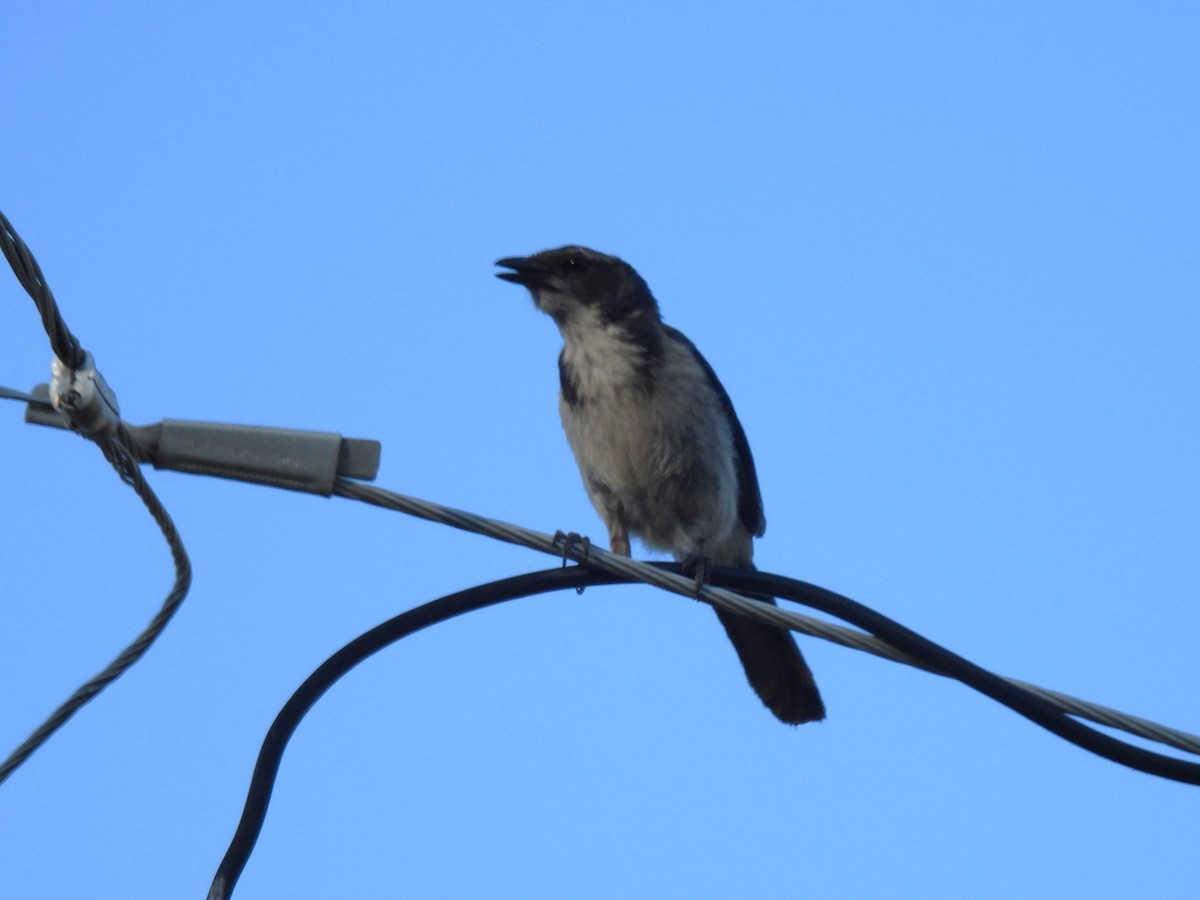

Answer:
[680,553,713,597]
[553,530,591,564]
[553,530,591,594]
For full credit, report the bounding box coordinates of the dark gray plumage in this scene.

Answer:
[496,245,824,725]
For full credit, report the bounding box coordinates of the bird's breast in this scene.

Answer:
[556,337,741,555]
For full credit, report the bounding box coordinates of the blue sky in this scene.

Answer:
[3,3,1198,897]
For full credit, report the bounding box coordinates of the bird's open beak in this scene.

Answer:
[495,256,552,290]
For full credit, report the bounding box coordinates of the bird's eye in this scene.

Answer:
[566,256,579,268]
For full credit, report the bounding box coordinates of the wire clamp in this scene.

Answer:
[48,351,121,437]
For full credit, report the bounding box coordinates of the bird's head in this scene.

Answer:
[495,245,660,330]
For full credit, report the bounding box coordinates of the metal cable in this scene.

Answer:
[0,211,193,784]
[0,209,84,369]
[332,478,1200,759]
[0,386,46,405]
[0,422,192,784]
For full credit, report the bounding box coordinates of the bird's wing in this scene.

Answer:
[663,325,766,538]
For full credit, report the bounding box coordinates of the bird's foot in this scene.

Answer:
[552,530,591,594]
[553,530,591,564]
[679,553,713,596]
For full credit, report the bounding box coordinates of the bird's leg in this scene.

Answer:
[679,553,713,596]
[607,522,631,557]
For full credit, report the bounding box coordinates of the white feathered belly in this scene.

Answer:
[559,349,739,556]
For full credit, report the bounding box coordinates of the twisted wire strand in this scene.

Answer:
[0,210,192,784]
[0,423,192,784]
[331,478,1200,759]
[0,209,83,369]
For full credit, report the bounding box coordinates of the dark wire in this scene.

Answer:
[0,209,84,369]
[0,210,193,783]
[208,567,608,900]
[0,423,193,784]
[208,564,1200,899]
[719,566,1200,786]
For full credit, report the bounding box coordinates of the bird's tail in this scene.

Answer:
[715,571,825,725]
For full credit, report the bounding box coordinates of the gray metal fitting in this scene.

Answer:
[48,352,122,436]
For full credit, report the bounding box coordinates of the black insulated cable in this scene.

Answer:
[207,563,1200,899]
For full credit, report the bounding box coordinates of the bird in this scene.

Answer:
[495,245,825,724]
